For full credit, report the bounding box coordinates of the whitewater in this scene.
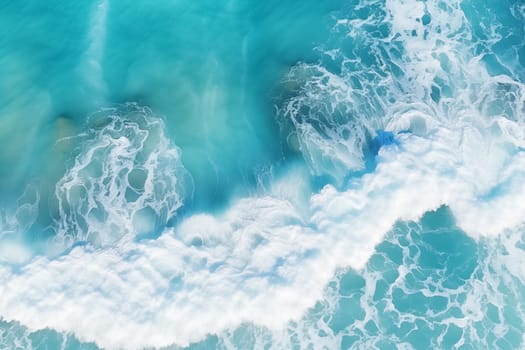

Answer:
[1,0,525,349]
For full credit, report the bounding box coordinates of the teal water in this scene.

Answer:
[1,0,525,349]
[0,0,341,210]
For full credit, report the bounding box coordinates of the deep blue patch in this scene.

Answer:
[371,130,397,155]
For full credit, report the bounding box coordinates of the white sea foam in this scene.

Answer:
[1,0,525,348]
[1,110,525,348]
[212,224,525,349]
[51,104,189,248]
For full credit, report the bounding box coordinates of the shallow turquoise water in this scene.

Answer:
[1,0,525,349]
[0,0,341,210]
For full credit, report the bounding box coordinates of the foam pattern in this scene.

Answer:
[52,103,190,248]
[280,0,525,183]
[1,0,525,349]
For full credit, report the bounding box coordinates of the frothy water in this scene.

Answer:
[0,0,524,349]
[52,104,189,248]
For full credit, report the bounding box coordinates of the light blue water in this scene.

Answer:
[1,0,525,349]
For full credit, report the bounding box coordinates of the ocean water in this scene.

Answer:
[0,0,524,349]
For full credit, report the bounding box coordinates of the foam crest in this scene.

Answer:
[52,104,190,248]
[280,0,525,184]
[209,216,525,349]
[282,65,372,180]
[2,114,525,348]
[1,0,525,348]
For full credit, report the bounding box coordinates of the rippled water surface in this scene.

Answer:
[1,0,525,349]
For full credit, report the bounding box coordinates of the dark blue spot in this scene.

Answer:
[371,130,397,155]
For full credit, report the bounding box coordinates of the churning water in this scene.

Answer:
[1,0,525,349]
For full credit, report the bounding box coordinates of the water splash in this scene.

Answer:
[52,104,190,248]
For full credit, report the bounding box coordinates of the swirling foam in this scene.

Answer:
[2,113,525,348]
[51,104,190,248]
[280,0,525,183]
[1,0,525,348]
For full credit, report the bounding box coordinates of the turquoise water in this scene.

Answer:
[1,0,525,349]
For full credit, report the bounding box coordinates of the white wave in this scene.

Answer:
[51,104,190,248]
[211,223,525,349]
[282,64,371,181]
[280,0,524,184]
[1,0,525,348]
[2,108,525,348]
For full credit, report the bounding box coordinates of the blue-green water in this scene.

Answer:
[1,0,525,349]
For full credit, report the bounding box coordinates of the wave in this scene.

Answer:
[0,0,524,348]
[51,104,191,249]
